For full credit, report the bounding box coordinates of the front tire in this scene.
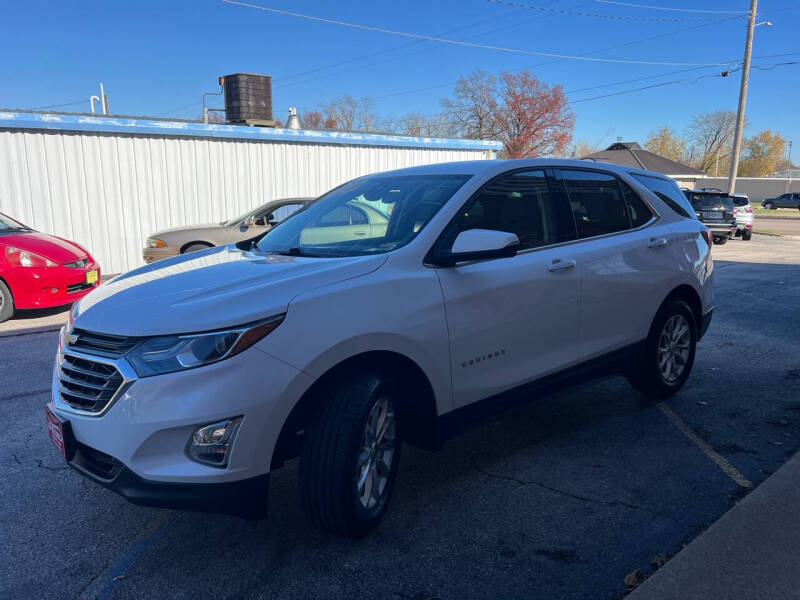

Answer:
[182,243,213,254]
[764,202,775,210]
[0,280,14,323]
[627,300,697,400]
[299,373,401,537]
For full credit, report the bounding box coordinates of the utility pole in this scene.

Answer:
[788,141,793,176]
[727,0,758,195]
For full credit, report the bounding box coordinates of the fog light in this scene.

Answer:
[187,417,242,468]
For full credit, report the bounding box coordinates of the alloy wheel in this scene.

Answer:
[657,314,691,383]
[357,396,396,510]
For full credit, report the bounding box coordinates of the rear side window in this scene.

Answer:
[632,174,695,219]
[447,169,576,251]
[560,170,629,238]
[619,181,653,228]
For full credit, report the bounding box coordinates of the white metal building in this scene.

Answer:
[0,111,501,274]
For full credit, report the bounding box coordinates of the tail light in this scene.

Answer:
[745,206,753,213]
[701,229,713,249]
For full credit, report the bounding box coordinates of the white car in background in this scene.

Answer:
[731,193,754,241]
[47,160,713,537]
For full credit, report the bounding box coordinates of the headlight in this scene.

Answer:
[4,246,57,267]
[127,315,284,377]
[146,238,167,248]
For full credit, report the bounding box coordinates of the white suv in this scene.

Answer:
[46,160,714,537]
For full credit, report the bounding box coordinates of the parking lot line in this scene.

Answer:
[658,402,753,489]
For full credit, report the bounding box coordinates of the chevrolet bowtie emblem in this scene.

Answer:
[65,329,79,345]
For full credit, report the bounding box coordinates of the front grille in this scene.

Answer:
[58,354,125,413]
[64,257,89,269]
[67,328,141,358]
[66,282,93,294]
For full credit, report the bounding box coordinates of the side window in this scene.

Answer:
[350,206,368,225]
[560,170,629,238]
[447,169,576,251]
[319,205,351,227]
[632,174,695,219]
[619,180,653,228]
[268,203,304,223]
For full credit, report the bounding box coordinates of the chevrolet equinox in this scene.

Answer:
[47,160,714,537]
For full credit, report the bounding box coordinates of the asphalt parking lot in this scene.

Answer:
[2,234,799,600]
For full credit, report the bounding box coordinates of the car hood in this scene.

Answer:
[0,231,87,263]
[72,245,387,336]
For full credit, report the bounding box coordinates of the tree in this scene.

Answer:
[645,126,687,163]
[686,110,740,174]
[739,130,787,177]
[566,140,603,159]
[396,113,453,138]
[441,69,499,140]
[301,110,325,129]
[493,70,574,158]
[320,96,378,131]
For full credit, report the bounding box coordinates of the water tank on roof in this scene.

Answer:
[222,73,273,124]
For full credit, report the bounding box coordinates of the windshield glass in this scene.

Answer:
[256,174,471,257]
[0,213,29,232]
[225,206,260,227]
[731,196,749,207]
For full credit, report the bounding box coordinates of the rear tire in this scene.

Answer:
[299,372,401,537]
[763,202,775,210]
[742,229,752,241]
[0,280,14,323]
[627,300,697,400]
[713,236,728,245]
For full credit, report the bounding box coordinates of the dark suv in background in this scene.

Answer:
[683,189,736,245]
[762,192,800,210]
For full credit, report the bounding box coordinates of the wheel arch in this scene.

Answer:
[660,284,702,332]
[179,240,214,254]
[270,350,440,470]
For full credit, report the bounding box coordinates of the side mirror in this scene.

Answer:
[433,229,519,266]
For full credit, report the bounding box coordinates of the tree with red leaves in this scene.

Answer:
[442,69,573,158]
[494,71,573,158]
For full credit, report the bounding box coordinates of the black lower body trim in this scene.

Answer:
[699,308,713,340]
[439,340,645,441]
[68,448,269,520]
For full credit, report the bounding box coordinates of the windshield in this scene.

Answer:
[225,206,260,227]
[688,193,734,211]
[0,213,30,232]
[256,174,471,257]
[732,196,749,207]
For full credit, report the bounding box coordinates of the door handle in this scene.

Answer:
[353,231,367,236]
[647,238,668,248]
[547,259,576,272]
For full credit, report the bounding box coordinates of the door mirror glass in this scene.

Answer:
[434,229,519,266]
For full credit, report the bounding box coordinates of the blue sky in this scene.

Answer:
[2,0,798,151]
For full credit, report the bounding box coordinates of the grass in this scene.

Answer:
[751,207,800,218]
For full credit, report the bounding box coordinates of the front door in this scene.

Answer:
[434,169,582,409]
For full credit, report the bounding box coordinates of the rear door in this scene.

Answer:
[434,169,582,408]
[555,169,677,359]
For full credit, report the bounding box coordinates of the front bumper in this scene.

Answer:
[62,429,270,518]
[49,334,314,514]
[8,262,101,309]
[142,247,179,264]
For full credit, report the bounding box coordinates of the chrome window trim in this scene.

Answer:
[54,328,138,418]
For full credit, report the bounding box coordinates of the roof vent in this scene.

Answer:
[286,107,301,130]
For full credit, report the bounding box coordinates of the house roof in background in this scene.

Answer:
[583,141,704,177]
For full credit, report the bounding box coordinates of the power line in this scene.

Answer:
[221,0,737,66]
[368,13,742,101]
[274,1,594,91]
[488,0,745,22]
[594,0,748,14]
[30,99,87,110]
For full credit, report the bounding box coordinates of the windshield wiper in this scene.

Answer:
[271,247,327,258]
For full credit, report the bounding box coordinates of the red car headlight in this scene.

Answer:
[4,246,57,268]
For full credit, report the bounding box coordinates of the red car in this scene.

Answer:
[0,212,100,323]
